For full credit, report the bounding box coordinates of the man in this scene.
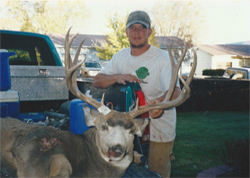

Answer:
[93,10,181,177]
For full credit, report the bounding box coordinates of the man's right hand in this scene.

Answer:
[93,73,140,88]
[116,74,141,85]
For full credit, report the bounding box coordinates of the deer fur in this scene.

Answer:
[0,106,149,177]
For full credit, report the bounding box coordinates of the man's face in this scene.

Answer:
[126,24,152,49]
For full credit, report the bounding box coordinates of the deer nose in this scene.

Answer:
[112,144,124,154]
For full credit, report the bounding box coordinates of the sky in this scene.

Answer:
[82,0,250,44]
[1,0,250,44]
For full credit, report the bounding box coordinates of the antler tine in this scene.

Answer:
[65,27,72,49]
[65,30,80,88]
[165,42,187,101]
[68,36,86,89]
[64,28,104,110]
[129,44,197,119]
[65,27,71,69]
[73,36,86,66]
[186,48,197,85]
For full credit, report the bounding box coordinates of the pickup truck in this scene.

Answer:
[0,30,67,113]
[222,67,250,80]
[1,30,62,66]
[0,30,159,177]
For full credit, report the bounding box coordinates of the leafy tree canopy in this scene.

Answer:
[6,1,89,34]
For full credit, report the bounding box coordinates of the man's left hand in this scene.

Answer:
[146,87,181,118]
[147,100,163,118]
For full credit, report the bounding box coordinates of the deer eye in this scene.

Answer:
[129,127,136,134]
[102,125,108,131]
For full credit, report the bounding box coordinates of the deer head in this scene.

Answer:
[64,27,196,164]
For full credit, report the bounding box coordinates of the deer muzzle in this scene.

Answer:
[108,144,125,159]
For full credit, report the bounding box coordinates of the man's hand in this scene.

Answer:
[116,74,141,85]
[93,73,141,88]
[147,100,163,118]
[147,87,181,118]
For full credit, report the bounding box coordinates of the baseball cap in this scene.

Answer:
[126,11,151,28]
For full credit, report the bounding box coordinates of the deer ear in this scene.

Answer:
[83,106,101,127]
[133,118,149,137]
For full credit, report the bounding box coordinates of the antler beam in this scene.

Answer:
[64,27,105,110]
[65,27,196,119]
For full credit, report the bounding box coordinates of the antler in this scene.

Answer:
[64,27,105,110]
[65,27,196,118]
[129,43,197,118]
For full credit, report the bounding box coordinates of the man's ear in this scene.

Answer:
[126,28,129,37]
[83,106,100,127]
[147,28,152,37]
[134,118,149,137]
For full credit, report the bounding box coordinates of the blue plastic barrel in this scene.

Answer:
[0,51,16,91]
[70,98,101,134]
[70,99,93,134]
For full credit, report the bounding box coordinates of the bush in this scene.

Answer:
[202,69,225,76]
[221,138,249,177]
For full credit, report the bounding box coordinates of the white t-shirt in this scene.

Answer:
[100,45,179,142]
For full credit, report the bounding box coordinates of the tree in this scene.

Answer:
[94,12,160,60]
[151,1,205,45]
[6,1,89,34]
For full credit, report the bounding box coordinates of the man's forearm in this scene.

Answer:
[93,74,118,88]
[153,87,181,103]
[168,87,181,101]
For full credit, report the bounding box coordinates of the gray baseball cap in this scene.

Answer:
[126,11,151,28]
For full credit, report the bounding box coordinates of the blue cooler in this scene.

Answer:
[0,50,16,91]
[0,90,20,118]
[70,99,101,135]
[70,99,92,134]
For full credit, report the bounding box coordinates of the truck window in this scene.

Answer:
[0,33,56,66]
[236,70,247,79]
[224,69,247,79]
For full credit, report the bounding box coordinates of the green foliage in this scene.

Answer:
[221,138,249,177]
[202,69,226,76]
[94,12,160,60]
[6,1,89,34]
[93,13,128,60]
[9,50,30,62]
